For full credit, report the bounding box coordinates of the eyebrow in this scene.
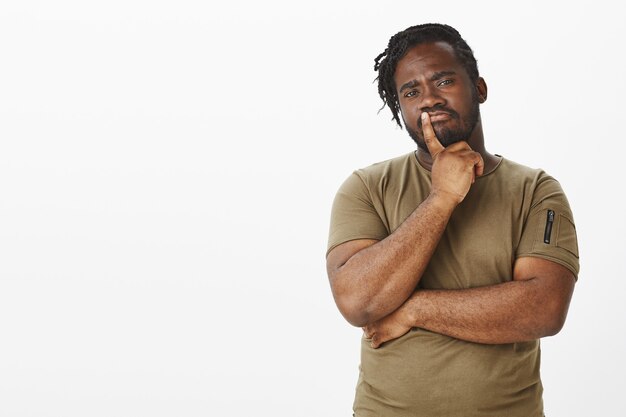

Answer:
[398,71,457,94]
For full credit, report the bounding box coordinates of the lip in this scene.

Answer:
[427,112,451,122]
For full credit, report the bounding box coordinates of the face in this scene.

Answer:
[394,41,485,151]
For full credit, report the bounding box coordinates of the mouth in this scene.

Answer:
[427,112,452,122]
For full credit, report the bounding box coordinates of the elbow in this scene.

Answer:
[331,289,373,328]
[545,312,567,337]
[542,320,563,338]
[541,303,569,337]
[345,313,370,328]
[344,314,369,328]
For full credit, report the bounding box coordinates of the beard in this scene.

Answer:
[405,98,480,152]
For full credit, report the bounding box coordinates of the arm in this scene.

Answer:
[364,256,576,347]
[327,113,484,327]
[327,193,455,327]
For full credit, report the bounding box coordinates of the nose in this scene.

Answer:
[418,85,445,111]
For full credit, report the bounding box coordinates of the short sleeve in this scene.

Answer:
[326,171,389,256]
[516,177,580,278]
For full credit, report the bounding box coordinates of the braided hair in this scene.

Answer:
[374,23,479,128]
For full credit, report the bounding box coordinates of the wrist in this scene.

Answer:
[428,190,459,213]
[399,294,420,328]
[401,291,428,330]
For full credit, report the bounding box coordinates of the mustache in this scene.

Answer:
[417,106,460,129]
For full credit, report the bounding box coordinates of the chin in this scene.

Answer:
[437,134,465,147]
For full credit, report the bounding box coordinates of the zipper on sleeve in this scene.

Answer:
[544,209,555,244]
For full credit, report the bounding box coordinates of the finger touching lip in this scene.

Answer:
[428,112,451,122]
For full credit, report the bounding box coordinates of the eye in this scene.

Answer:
[404,90,418,98]
[437,79,453,87]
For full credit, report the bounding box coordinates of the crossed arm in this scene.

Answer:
[366,254,574,347]
[326,191,456,328]
[326,113,575,347]
[328,236,575,348]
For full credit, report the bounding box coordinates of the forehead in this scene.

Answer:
[394,41,465,87]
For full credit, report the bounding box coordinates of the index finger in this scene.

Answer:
[421,112,444,158]
[474,153,485,177]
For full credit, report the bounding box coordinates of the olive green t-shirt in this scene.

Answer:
[327,152,579,417]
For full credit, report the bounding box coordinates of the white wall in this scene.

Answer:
[1,1,623,416]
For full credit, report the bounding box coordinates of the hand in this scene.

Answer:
[422,112,484,205]
[362,304,414,349]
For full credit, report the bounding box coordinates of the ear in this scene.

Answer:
[476,77,487,103]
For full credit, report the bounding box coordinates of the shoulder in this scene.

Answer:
[497,157,570,208]
[498,157,560,188]
[352,152,417,186]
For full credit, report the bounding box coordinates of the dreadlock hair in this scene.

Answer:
[374,23,479,128]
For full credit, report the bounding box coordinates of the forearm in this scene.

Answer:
[331,192,456,326]
[403,278,569,344]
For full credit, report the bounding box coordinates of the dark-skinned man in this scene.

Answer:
[326,23,579,417]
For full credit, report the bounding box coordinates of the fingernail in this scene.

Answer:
[421,113,427,121]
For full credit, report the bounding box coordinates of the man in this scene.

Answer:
[326,24,579,416]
